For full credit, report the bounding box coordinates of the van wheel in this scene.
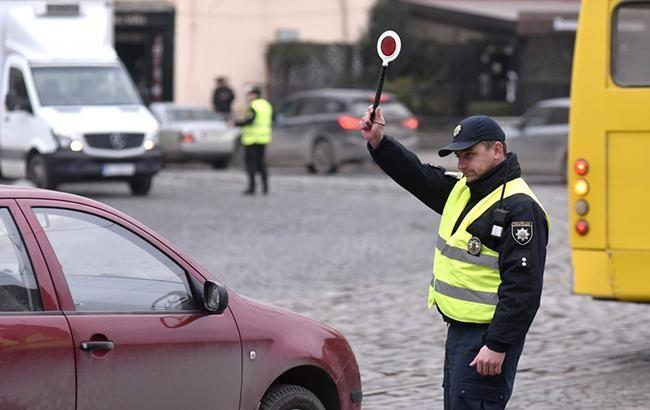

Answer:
[260,384,325,410]
[27,155,57,190]
[308,139,337,174]
[129,176,152,196]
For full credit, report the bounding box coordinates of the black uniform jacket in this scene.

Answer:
[369,135,549,352]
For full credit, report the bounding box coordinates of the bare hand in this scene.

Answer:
[359,106,385,149]
[469,345,506,376]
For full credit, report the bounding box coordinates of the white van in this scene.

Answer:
[0,1,160,195]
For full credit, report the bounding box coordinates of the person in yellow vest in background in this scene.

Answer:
[360,108,550,410]
[235,86,272,195]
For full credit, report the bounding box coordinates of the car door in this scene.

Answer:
[513,106,552,174]
[18,199,242,410]
[269,98,303,164]
[0,199,75,409]
[519,105,568,175]
[0,62,39,179]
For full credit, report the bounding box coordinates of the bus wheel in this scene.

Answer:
[27,155,57,190]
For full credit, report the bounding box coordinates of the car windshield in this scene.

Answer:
[167,108,219,122]
[350,99,411,119]
[32,66,141,106]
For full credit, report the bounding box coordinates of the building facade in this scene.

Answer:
[114,0,375,111]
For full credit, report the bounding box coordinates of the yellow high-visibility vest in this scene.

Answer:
[241,98,272,146]
[428,177,550,323]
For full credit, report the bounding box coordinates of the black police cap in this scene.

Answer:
[438,115,506,157]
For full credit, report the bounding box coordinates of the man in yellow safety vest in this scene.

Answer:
[235,86,273,195]
[360,107,549,409]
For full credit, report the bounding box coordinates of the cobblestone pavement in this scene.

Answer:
[65,162,650,410]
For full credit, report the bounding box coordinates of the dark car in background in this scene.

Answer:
[270,89,419,174]
[0,186,362,410]
[506,97,570,181]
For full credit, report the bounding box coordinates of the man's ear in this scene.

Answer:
[495,141,506,160]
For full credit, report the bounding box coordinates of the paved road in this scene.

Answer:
[61,161,650,409]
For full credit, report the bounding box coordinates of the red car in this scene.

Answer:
[0,186,362,410]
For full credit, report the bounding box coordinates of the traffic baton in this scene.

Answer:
[370,30,401,122]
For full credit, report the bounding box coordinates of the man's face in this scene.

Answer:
[455,142,500,182]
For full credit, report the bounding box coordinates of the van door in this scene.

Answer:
[1,65,37,179]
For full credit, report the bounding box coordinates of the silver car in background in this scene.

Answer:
[150,103,239,169]
[506,97,569,181]
[270,89,419,174]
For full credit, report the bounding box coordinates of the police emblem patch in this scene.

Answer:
[467,236,482,256]
[453,124,462,138]
[511,221,533,246]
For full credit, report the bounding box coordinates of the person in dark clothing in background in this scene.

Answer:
[234,86,272,195]
[212,77,235,118]
[360,107,550,409]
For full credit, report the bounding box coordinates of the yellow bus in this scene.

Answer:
[570,0,650,301]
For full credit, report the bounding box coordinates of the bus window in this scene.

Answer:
[612,3,650,86]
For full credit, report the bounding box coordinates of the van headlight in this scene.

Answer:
[143,135,158,151]
[52,129,83,151]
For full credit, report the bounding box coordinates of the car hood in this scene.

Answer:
[38,105,158,136]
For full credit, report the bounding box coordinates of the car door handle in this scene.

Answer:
[80,341,114,351]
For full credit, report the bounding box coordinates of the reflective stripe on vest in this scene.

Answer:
[427,177,550,324]
[241,98,272,146]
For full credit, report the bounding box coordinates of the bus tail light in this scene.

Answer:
[182,133,195,143]
[574,179,589,196]
[575,219,589,235]
[574,159,589,175]
[575,199,589,216]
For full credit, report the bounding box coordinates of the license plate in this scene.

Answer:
[101,163,135,176]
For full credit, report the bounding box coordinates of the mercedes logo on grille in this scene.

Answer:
[109,133,127,149]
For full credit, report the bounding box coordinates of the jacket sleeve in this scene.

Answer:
[235,107,256,127]
[484,196,549,352]
[368,135,457,214]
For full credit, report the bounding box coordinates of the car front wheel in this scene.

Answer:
[260,384,325,410]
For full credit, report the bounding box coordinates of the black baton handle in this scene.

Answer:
[370,65,388,122]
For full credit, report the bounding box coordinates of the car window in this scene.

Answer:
[547,107,569,125]
[323,99,345,114]
[33,208,196,312]
[298,98,325,116]
[350,100,411,119]
[279,99,301,117]
[167,108,219,122]
[0,208,42,312]
[522,106,552,127]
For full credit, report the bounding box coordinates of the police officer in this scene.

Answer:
[235,86,272,195]
[360,108,549,409]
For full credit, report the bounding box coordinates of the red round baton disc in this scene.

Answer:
[380,36,397,57]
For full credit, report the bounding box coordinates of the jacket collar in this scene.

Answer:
[466,153,521,201]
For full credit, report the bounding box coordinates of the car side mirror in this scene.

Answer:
[203,280,229,314]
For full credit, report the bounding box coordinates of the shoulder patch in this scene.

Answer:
[511,221,533,246]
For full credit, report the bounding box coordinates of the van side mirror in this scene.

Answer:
[203,280,229,314]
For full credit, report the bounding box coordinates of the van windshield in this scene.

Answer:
[32,66,141,106]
